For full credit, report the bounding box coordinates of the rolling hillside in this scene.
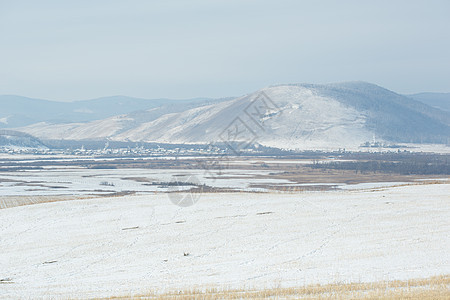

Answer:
[0,95,226,128]
[13,82,450,150]
[0,130,47,150]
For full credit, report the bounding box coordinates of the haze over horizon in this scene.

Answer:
[0,81,449,104]
[1,0,449,101]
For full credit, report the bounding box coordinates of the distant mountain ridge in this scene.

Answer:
[10,82,450,150]
[407,93,450,112]
[0,95,229,128]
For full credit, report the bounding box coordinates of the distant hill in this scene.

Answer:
[14,82,450,150]
[407,93,450,112]
[0,95,228,128]
[0,130,47,149]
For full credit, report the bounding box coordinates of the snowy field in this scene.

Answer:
[0,168,292,196]
[0,183,449,298]
[2,166,445,197]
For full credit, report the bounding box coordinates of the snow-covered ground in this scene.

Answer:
[0,183,448,298]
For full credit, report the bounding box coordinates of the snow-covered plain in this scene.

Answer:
[0,183,449,298]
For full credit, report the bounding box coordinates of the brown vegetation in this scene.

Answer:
[105,275,450,299]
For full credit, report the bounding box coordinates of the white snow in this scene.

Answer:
[0,184,448,298]
[14,114,133,140]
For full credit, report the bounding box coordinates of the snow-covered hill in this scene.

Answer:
[0,130,47,150]
[15,82,450,150]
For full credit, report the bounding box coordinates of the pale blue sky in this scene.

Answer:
[1,0,449,101]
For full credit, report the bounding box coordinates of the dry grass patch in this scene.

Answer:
[0,194,102,209]
[105,275,450,299]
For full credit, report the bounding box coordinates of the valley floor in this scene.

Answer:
[0,183,449,298]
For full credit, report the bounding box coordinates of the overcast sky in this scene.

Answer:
[0,0,449,101]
